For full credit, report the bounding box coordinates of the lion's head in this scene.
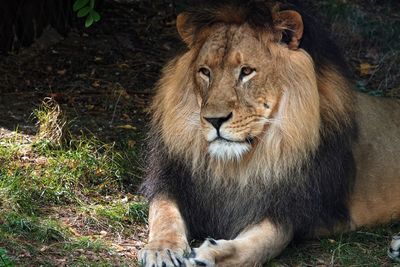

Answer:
[151,2,354,182]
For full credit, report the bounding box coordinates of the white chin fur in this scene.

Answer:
[208,140,251,160]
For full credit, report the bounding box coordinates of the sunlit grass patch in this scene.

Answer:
[0,136,126,214]
[64,236,109,253]
[0,99,136,215]
[0,98,143,266]
[95,200,148,224]
[75,198,148,236]
[34,97,65,146]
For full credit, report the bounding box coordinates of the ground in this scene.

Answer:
[0,0,399,266]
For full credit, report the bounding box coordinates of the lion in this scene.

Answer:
[138,1,400,266]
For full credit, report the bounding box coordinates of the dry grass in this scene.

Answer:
[34,97,66,146]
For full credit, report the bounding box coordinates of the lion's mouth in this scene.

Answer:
[211,136,254,145]
[208,137,254,160]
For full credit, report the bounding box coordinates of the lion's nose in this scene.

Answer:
[204,112,233,131]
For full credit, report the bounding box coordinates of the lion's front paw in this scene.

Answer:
[188,238,236,267]
[139,244,190,267]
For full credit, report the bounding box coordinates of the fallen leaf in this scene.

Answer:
[57,69,67,75]
[359,63,376,76]
[118,63,130,69]
[122,113,132,121]
[116,124,136,130]
[128,140,136,148]
[92,80,100,87]
[69,227,82,237]
[116,88,130,99]
[113,244,126,252]
[86,104,95,110]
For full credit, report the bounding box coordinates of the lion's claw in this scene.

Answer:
[139,247,189,267]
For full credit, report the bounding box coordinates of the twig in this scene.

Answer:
[109,91,122,127]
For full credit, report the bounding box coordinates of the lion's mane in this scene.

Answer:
[141,1,357,239]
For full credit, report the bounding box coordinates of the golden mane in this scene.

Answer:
[150,5,355,184]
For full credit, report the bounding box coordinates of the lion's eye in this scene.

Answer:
[241,67,253,76]
[199,67,211,78]
[239,66,256,81]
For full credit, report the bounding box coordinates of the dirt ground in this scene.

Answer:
[0,0,181,144]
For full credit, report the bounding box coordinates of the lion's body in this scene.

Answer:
[350,93,400,227]
[139,2,400,266]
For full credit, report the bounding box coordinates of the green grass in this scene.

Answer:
[0,212,67,266]
[0,98,142,216]
[0,213,67,243]
[0,248,14,267]
[0,209,139,266]
[64,236,109,252]
[0,135,125,214]
[0,100,145,266]
[267,224,400,266]
[93,201,148,225]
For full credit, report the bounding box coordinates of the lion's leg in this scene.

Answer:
[189,219,292,267]
[138,196,191,267]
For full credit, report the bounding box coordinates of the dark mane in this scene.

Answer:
[183,1,274,32]
[181,0,350,77]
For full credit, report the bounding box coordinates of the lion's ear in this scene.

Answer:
[176,12,194,46]
[274,10,304,50]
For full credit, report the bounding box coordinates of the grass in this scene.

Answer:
[269,224,400,266]
[93,201,148,225]
[64,237,110,253]
[0,213,67,243]
[0,99,146,266]
[0,132,124,214]
[0,248,13,267]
